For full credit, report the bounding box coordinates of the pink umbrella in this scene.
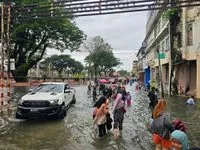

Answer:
[99,79,109,83]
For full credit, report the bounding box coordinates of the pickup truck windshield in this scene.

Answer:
[33,84,63,93]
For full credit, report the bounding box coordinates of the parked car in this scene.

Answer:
[16,82,76,119]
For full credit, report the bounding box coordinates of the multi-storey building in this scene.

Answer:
[137,5,200,98]
[132,59,138,76]
[179,7,200,97]
[137,8,170,89]
[136,46,145,82]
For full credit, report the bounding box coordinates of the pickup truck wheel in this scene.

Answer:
[16,113,22,119]
[71,95,76,104]
[64,110,66,117]
[57,106,65,119]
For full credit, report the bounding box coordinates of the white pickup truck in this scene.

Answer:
[16,82,76,119]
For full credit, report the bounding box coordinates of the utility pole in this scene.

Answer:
[1,2,5,112]
[156,45,164,98]
[168,0,173,96]
[6,0,11,108]
[168,18,172,96]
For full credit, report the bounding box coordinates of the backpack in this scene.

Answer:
[162,113,172,139]
[152,113,172,140]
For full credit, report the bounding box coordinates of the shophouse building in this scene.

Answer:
[137,5,200,98]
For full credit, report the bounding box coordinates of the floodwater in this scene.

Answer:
[0,84,199,150]
[166,95,200,147]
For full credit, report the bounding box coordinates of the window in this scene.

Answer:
[162,41,166,51]
[166,37,170,51]
[187,23,193,46]
[157,20,161,35]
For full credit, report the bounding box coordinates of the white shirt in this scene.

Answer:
[87,81,91,86]
[186,98,195,105]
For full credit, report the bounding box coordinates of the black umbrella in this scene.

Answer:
[93,96,106,108]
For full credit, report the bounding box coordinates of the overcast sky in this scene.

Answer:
[47,12,147,71]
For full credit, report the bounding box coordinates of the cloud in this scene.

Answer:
[75,12,147,71]
[47,11,147,71]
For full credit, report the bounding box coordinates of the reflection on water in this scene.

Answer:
[166,95,200,147]
[0,85,199,149]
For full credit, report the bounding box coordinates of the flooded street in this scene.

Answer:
[0,84,199,150]
[166,96,200,147]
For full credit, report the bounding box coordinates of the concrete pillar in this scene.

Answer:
[182,8,187,58]
[185,62,190,93]
[197,57,200,98]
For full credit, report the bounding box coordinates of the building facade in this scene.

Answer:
[137,5,200,98]
[136,47,145,83]
[132,60,138,76]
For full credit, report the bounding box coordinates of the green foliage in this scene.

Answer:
[84,36,113,52]
[118,70,129,77]
[150,79,156,89]
[72,73,85,78]
[172,48,182,64]
[72,73,85,81]
[131,73,136,77]
[13,0,49,4]
[13,64,30,81]
[172,79,178,95]
[70,61,84,74]
[42,54,84,77]
[42,74,47,81]
[10,0,85,82]
[84,36,120,78]
[163,8,178,20]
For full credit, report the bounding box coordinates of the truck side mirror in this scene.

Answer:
[29,89,33,93]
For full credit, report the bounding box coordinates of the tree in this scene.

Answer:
[42,54,84,78]
[84,64,94,79]
[10,0,85,81]
[83,36,112,53]
[163,7,181,95]
[84,36,120,79]
[118,70,129,77]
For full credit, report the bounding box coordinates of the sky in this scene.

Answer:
[47,11,147,71]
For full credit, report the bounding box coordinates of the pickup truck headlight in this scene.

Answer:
[50,99,59,105]
[18,99,24,105]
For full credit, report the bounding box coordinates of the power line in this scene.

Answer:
[13,0,155,8]
[0,0,198,20]
[12,2,199,18]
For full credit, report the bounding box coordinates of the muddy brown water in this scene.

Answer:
[0,85,199,150]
